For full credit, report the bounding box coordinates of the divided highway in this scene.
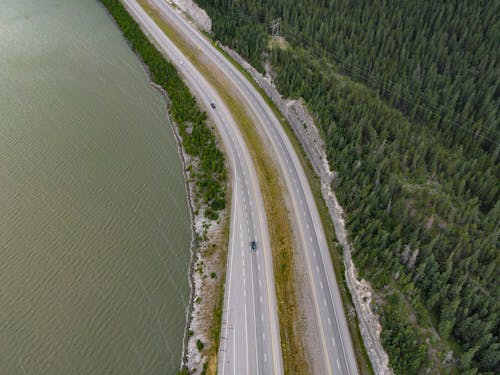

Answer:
[120,1,284,374]
[150,1,360,374]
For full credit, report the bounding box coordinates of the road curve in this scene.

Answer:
[150,1,360,374]
[118,1,284,374]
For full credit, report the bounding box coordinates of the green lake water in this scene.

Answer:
[0,1,192,373]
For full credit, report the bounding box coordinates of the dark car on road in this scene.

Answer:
[250,241,257,251]
[210,102,216,109]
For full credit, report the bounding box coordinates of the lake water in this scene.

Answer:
[0,1,192,373]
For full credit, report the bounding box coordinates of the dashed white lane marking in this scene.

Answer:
[309,236,313,243]
[260,296,263,304]
[241,241,244,247]
[316,265,320,273]
[313,251,316,257]
[262,333,266,341]
[243,278,246,286]
[257,264,260,271]
[306,223,309,230]
[332,337,335,347]
[327,317,331,326]
[261,314,264,321]
[337,359,340,368]
[264,353,267,363]
[323,298,327,307]
[244,290,246,297]
[258,279,262,287]
[320,281,323,289]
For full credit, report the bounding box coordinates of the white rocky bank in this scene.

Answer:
[219,47,393,375]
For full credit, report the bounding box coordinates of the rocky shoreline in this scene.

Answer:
[150,81,226,374]
[96,2,228,374]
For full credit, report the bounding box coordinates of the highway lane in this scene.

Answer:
[150,1,360,374]
[119,1,284,374]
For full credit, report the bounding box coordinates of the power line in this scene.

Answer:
[208,8,499,145]
[283,30,500,145]
[281,31,500,145]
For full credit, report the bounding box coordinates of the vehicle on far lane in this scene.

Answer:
[210,102,216,109]
[250,241,257,251]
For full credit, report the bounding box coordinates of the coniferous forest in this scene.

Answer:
[195,0,499,373]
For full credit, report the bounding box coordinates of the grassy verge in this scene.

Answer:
[304,167,375,375]
[136,1,309,373]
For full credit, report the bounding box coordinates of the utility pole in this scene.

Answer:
[270,18,281,38]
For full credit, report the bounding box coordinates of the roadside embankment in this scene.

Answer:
[97,1,229,374]
[219,45,390,374]
[135,1,310,373]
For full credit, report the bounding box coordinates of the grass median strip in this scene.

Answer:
[135,1,309,373]
[213,29,374,375]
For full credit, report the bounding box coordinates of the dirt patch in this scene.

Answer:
[183,208,228,374]
[168,0,211,32]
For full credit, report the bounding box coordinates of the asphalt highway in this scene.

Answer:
[149,1,360,374]
[120,1,284,374]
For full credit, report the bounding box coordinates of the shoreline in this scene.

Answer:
[149,57,226,375]
[150,81,198,370]
[96,2,228,373]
